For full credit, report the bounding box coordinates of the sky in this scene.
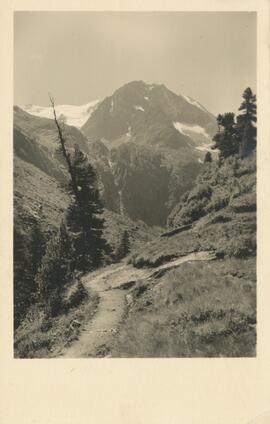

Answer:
[14,11,256,115]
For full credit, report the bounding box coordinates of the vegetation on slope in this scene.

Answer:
[14,287,99,358]
[112,258,256,357]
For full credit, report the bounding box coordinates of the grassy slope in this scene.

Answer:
[14,289,99,358]
[14,156,69,234]
[112,154,256,357]
[130,154,256,267]
[112,258,256,357]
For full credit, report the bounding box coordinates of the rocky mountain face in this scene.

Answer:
[81,80,216,148]
[81,81,217,225]
[15,81,217,227]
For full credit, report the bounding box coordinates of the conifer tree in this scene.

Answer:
[115,230,131,260]
[212,112,238,160]
[66,146,108,271]
[236,87,257,157]
[50,97,110,273]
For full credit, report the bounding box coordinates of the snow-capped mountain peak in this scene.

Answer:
[19,100,99,128]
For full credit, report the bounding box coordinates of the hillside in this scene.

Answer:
[131,154,256,267]
[14,156,157,251]
[109,154,256,357]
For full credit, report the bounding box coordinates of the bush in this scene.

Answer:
[177,198,208,225]
[206,193,230,213]
[187,184,212,202]
[64,281,88,310]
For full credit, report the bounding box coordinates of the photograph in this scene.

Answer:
[13,11,257,358]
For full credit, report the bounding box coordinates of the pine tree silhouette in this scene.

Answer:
[65,146,109,271]
[236,87,257,157]
[212,113,238,160]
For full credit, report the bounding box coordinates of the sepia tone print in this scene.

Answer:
[13,11,256,358]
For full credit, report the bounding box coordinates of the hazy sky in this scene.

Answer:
[14,12,256,115]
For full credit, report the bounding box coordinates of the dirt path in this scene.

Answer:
[62,251,215,358]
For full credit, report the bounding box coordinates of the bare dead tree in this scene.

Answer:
[49,95,81,206]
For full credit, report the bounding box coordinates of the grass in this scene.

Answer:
[128,207,256,268]
[14,287,99,358]
[129,230,201,268]
[112,258,256,357]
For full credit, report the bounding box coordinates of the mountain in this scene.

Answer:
[81,81,218,225]
[19,100,99,128]
[81,80,217,151]
[14,81,218,226]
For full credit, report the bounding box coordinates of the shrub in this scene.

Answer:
[64,281,88,310]
[187,184,212,203]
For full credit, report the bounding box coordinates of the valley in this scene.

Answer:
[13,81,257,358]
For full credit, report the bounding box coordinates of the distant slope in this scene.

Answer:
[14,127,65,183]
[14,106,89,154]
[19,101,99,128]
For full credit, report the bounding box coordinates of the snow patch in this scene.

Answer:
[182,94,208,112]
[134,105,144,112]
[20,100,99,128]
[173,122,210,140]
[144,96,149,101]
[198,158,203,164]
